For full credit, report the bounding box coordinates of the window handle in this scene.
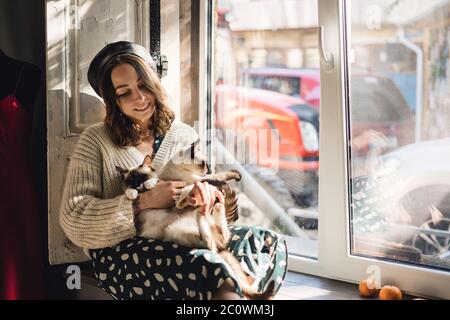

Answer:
[318,26,334,70]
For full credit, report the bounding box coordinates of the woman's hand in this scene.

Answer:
[135,180,187,212]
[187,181,224,215]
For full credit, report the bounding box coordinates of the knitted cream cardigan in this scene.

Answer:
[59,120,199,249]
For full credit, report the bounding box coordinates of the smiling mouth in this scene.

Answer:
[134,103,151,112]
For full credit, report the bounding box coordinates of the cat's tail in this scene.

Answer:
[220,184,239,224]
[219,250,276,300]
[225,169,241,181]
[203,169,241,184]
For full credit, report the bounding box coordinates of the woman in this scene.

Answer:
[59,41,287,300]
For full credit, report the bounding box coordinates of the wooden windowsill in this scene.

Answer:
[275,271,423,300]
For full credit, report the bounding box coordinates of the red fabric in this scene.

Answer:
[0,74,45,299]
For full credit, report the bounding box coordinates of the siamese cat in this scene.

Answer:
[116,140,275,300]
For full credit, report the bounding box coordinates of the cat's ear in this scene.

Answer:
[190,142,195,160]
[191,138,201,148]
[190,138,202,160]
[116,166,128,175]
[142,155,153,167]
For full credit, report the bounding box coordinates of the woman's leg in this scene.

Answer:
[88,225,287,300]
[212,278,242,300]
[89,237,246,300]
[211,225,288,300]
[227,225,288,296]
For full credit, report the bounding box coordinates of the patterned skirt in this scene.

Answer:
[88,225,288,300]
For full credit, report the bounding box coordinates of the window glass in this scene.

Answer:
[349,0,450,270]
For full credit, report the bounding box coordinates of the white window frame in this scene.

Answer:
[201,0,450,299]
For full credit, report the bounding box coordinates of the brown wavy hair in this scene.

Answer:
[99,54,175,147]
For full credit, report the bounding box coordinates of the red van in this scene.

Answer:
[241,68,320,108]
[217,70,414,207]
[241,68,415,154]
[214,85,319,207]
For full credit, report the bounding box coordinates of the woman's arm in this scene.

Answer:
[134,180,187,213]
[59,127,136,249]
[132,121,200,213]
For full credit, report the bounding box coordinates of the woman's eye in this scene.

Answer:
[139,84,149,91]
[117,85,148,98]
[118,92,130,98]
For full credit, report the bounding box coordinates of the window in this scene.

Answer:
[210,0,320,259]
[349,0,450,272]
[204,0,450,299]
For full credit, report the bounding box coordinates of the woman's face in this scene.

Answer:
[111,63,156,125]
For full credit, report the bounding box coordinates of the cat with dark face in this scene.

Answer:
[115,140,275,299]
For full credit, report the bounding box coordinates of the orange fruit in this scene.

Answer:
[359,279,379,297]
[379,285,402,300]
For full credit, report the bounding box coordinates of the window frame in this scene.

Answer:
[201,0,450,299]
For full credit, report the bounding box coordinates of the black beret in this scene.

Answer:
[87,41,157,96]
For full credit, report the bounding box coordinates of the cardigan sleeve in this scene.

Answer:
[59,126,136,249]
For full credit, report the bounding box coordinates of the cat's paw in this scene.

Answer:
[125,188,138,200]
[144,177,159,190]
[212,202,224,211]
